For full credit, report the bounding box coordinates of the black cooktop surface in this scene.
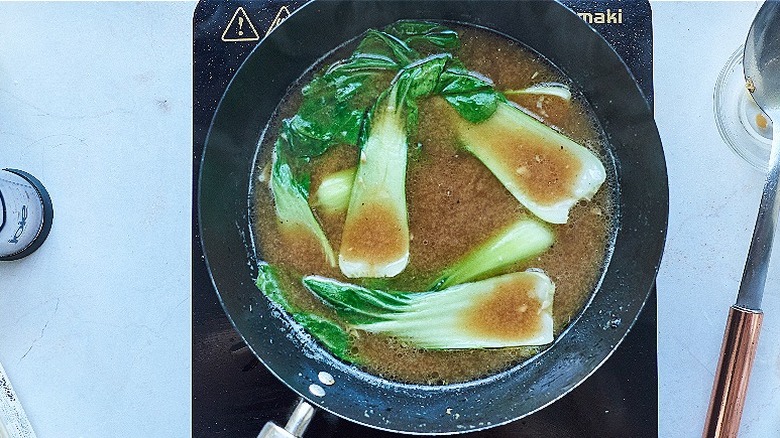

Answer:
[193,1,658,436]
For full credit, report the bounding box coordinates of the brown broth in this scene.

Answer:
[464,275,545,341]
[251,25,615,384]
[455,104,585,206]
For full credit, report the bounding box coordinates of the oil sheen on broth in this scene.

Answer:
[252,26,615,384]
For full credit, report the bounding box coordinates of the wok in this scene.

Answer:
[198,0,668,434]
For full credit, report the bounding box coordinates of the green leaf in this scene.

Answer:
[396,55,451,104]
[442,92,501,124]
[383,20,460,52]
[354,29,417,66]
[255,264,359,364]
[323,55,401,102]
[389,54,451,131]
[280,22,463,161]
[287,79,368,158]
[436,68,502,123]
[292,313,358,363]
[304,276,411,324]
[255,263,294,312]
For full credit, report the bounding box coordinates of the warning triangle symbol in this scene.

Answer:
[221,7,260,42]
[265,6,292,37]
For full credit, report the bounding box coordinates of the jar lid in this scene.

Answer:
[0,169,54,261]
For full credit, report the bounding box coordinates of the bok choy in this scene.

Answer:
[431,218,554,290]
[255,264,357,362]
[312,167,355,215]
[270,145,336,267]
[281,20,460,161]
[433,65,605,224]
[454,101,606,224]
[304,270,555,349]
[268,21,463,268]
[339,55,450,278]
[503,82,572,101]
[435,65,503,123]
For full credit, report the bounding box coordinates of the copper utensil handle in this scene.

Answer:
[703,306,763,438]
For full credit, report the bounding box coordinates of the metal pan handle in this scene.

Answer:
[703,305,763,438]
[257,399,315,438]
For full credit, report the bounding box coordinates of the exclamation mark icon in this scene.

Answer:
[221,7,260,42]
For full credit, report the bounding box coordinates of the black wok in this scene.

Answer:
[198,0,668,434]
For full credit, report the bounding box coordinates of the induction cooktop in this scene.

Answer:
[193,1,658,436]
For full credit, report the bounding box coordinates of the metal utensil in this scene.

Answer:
[257,399,314,438]
[704,1,780,436]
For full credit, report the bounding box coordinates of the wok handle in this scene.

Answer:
[703,305,763,438]
[258,399,315,438]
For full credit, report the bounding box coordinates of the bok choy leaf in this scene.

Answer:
[270,22,465,271]
[255,264,357,363]
[435,67,503,123]
[282,20,461,161]
[433,66,604,225]
[382,20,460,52]
[304,270,556,349]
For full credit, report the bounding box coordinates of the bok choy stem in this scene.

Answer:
[270,146,336,267]
[432,218,555,290]
[454,101,607,224]
[312,167,356,214]
[304,270,556,349]
[338,55,450,278]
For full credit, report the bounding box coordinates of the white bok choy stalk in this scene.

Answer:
[339,54,450,278]
[434,68,606,224]
[266,21,462,269]
[454,101,606,224]
[503,82,572,101]
[304,270,555,349]
[431,217,554,290]
[312,167,356,215]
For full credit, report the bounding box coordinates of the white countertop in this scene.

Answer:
[0,1,778,437]
[654,1,780,436]
[0,3,194,437]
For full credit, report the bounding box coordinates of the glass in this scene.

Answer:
[714,45,773,171]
